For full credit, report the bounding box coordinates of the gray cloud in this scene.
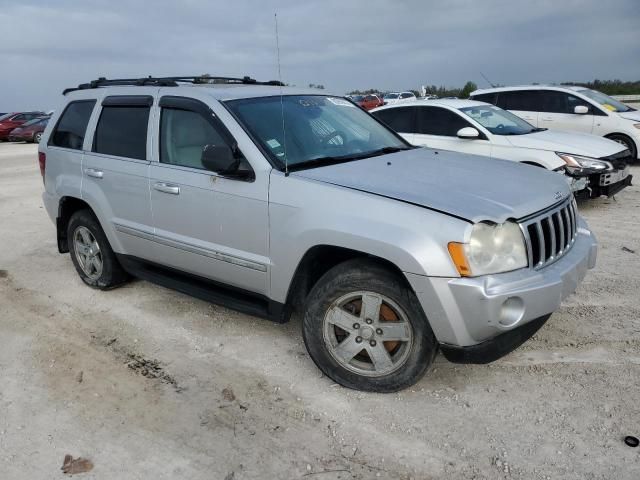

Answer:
[0,0,638,111]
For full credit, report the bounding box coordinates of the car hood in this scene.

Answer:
[292,148,570,224]
[505,129,626,158]
[618,110,640,122]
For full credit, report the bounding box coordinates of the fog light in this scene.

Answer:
[499,297,524,327]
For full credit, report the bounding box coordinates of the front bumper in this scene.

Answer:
[406,217,597,355]
[575,167,632,199]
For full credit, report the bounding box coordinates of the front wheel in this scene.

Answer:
[302,259,437,392]
[606,134,637,162]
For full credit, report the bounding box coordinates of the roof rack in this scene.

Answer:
[62,75,284,95]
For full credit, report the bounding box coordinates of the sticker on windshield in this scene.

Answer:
[266,138,281,149]
[327,97,356,107]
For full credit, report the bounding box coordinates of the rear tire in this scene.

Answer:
[606,134,637,163]
[302,259,437,392]
[67,210,128,289]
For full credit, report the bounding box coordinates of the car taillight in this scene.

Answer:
[38,152,46,183]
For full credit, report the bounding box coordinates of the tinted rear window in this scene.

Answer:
[372,107,415,133]
[50,100,96,150]
[471,92,498,105]
[93,106,150,160]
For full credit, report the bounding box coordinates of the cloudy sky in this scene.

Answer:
[0,0,638,111]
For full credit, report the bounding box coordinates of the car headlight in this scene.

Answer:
[556,152,612,174]
[448,221,528,277]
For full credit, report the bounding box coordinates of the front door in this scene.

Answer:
[537,90,595,133]
[149,94,269,296]
[412,106,492,157]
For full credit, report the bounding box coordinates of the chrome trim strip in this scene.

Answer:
[557,211,565,255]
[113,223,267,272]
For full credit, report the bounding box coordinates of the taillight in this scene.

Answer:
[38,152,46,183]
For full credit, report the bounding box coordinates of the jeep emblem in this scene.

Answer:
[554,191,564,201]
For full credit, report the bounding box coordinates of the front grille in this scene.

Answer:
[520,199,578,269]
[600,149,633,169]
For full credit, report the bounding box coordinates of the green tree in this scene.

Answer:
[460,81,478,99]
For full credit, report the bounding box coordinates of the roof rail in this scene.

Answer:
[62,75,284,95]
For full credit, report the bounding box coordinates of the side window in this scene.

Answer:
[12,114,26,121]
[93,105,150,160]
[472,93,498,105]
[372,107,416,133]
[417,107,472,136]
[400,93,413,99]
[496,91,539,111]
[50,100,96,150]
[160,107,234,170]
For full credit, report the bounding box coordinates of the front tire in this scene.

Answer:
[606,134,637,162]
[67,210,128,289]
[302,259,437,392]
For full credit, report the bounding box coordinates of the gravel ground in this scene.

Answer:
[1,142,639,480]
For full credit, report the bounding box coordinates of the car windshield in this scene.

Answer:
[577,88,634,113]
[459,104,536,135]
[384,93,399,99]
[0,113,14,122]
[226,95,409,171]
[351,95,364,102]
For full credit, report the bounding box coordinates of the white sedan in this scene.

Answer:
[371,99,632,198]
[382,91,416,105]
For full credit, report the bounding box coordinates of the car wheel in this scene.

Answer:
[67,210,128,289]
[606,134,637,162]
[34,132,42,143]
[302,258,437,392]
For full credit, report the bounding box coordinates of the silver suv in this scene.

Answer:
[39,76,597,392]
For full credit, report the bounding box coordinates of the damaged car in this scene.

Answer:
[372,99,632,199]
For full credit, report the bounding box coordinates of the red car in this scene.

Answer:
[8,116,50,143]
[0,111,46,141]
[358,94,384,111]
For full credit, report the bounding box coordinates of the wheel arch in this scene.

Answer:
[604,132,638,159]
[284,244,411,316]
[56,196,95,253]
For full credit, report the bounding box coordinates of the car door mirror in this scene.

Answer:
[457,127,480,139]
[201,144,239,175]
[574,105,589,114]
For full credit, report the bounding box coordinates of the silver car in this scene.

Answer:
[39,76,597,392]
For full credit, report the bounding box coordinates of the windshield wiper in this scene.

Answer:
[286,146,412,172]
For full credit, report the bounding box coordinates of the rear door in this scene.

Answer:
[413,106,492,157]
[496,90,540,126]
[371,106,416,143]
[82,93,155,260]
[537,90,595,133]
[148,92,269,295]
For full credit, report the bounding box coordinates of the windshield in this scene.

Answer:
[460,104,536,135]
[0,113,14,122]
[351,95,364,102]
[577,88,633,113]
[384,93,399,99]
[226,95,409,170]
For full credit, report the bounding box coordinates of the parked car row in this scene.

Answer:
[372,92,634,200]
[38,76,601,393]
[0,111,50,143]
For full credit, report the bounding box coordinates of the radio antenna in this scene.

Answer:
[480,71,496,88]
[274,13,289,176]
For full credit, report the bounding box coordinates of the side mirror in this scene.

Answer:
[574,105,589,114]
[457,127,480,139]
[201,144,239,174]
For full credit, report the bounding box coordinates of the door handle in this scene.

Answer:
[84,168,103,179]
[153,182,180,195]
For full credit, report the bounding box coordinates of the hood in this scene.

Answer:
[506,129,626,158]
[292,148,571,223]
[618,110,640,122]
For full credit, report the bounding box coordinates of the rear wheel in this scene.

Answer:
[67,210,128,289]
[606,134,637,162]
[302,259,437,392]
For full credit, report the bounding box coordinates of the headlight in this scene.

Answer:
[448,221,528,277]
[556,152,611,175]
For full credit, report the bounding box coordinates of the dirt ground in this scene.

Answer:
[0,142,638,480]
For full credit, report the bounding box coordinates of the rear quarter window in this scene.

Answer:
[49,100,96,150]
[372,107,416,133]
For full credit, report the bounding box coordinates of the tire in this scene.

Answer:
[34,132,42,143]
[302,258,437,392]
[606,134,637,162]
[67,209,128,289]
